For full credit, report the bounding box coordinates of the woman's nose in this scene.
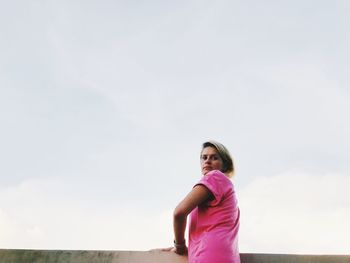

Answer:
[204,158,212,163]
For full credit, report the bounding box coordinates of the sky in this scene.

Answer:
[1,0,349,255]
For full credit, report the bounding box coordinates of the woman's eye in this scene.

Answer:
[201,155,220,161]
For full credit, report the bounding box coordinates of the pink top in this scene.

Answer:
[188,170,240,263]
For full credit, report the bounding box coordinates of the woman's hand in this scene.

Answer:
[173,244,188,255]
[160,247,174,252]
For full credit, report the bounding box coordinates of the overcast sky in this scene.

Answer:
[1,0,349,254]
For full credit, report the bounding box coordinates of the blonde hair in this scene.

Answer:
[201,140,235,178]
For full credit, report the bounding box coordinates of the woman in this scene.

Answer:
[165,140,240,263]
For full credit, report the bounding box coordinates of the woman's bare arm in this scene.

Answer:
[172,185,212,254]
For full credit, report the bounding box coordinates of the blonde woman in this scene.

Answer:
[164,141,240,263]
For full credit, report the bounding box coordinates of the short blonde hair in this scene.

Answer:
[201,140,235,178]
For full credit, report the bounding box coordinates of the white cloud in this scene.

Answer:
[0,178,174,250]
[2,172,349,254]
[238,171,350,254]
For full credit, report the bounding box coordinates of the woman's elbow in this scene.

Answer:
[173,206,187,220]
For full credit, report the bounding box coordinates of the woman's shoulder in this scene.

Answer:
[204,170,232,185]
[199,170,234,205]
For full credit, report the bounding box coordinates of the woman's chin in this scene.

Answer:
[202,169,212,175]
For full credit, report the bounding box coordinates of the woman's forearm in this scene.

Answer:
[173,211,187,244]
[172,185,211,251]
[173,212,188,254]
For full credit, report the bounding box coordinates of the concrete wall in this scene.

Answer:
[0,249,349,263]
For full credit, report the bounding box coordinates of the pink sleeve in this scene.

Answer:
[195,170,228,206]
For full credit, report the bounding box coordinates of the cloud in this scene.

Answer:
[238,171,350,254]
[0,177,174,250]
[2,172,349,254]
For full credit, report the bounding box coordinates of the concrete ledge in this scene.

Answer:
[0,249,349,263]
[239,253,350,263]
[0,249,187,263]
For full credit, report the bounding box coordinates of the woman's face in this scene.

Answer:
[200,146,223,175]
